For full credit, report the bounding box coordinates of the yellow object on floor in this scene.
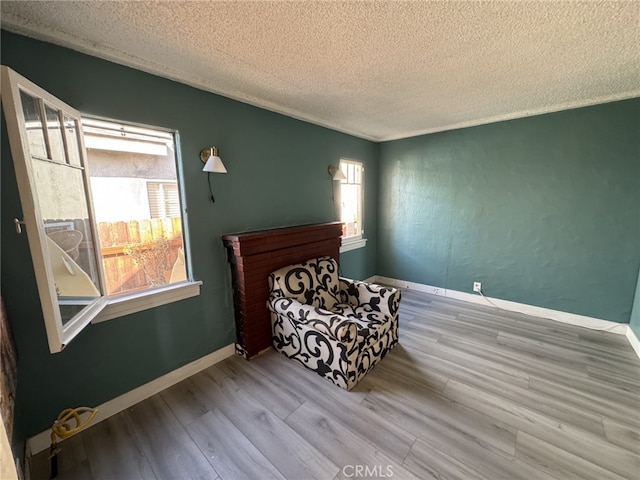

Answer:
[49,407,98,479]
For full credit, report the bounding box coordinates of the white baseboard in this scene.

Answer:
[24,282,640,457]
[26,343,235,456]
[626,326,640,358]
[373,276,631,337]
[375,276,447,296]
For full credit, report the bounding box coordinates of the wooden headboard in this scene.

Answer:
[222,222,342,359]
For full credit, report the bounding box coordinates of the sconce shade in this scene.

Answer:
[333,168,346,181]
[328,164,346,181]
[201,147,227,173]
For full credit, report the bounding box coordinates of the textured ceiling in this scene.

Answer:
[2,1,639,141]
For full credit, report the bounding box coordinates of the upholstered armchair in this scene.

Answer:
[267,256,400,390]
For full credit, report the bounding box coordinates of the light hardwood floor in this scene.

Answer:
[30,289,640,480]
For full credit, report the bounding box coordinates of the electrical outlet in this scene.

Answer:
[473,281,482,293]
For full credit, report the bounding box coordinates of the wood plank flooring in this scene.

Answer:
[30,290,640,479]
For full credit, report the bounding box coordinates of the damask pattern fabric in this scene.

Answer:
[267,257,400,390]
[269,257,341,310]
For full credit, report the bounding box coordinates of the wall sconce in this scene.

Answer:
[200,146,227,202]
[201,146,227,173]
[327,164,346,181]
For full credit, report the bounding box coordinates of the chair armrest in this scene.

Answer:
[268,297,357,344]
[338,278,401,317]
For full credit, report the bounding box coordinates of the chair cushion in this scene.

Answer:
[270,257,339,310]
[313,257,340,311]
[332,303,393,350]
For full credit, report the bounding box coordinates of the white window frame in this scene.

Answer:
[338,159,367,253]
[1,66,200,353]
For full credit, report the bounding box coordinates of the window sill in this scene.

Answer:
[340,237,367,253]
[92,281,202,324]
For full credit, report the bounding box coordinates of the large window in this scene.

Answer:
[338,159,367,251]
[1,66,199,353]
[83,118,187,296]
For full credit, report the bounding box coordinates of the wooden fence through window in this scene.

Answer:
[97,217,183,295]
[45,217,184,296]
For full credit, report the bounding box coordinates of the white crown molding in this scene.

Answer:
[380,90,640,142]
[0,18,378,142]
[3,17,638,143]
[26,343,235,456]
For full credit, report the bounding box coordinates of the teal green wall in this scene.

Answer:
[378,100,640,323]
[630,269,640,339]
[1,31,378,442]
[3,29,639,450]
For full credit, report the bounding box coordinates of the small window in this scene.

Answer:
[339,159,364,241]
[1,66,198,353]
[147,182,180,219]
